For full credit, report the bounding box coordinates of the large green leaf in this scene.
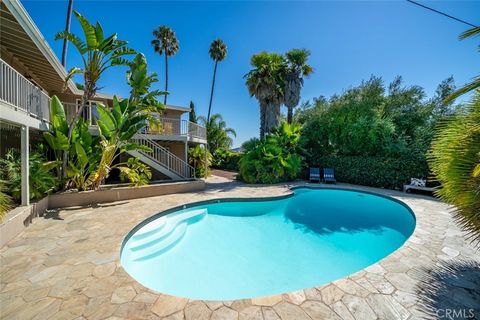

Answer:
[94,22,104,44]
[50,96,68,134]
[75,141,89,168]
[73,11,97,49]
[96,103,116,132]
[54,31,87,55]
[44,131,69,151]
[111,96,123,127]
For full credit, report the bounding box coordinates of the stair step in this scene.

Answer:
[128,208,207,261]
[132,217,168,240]
[132,222,187,261]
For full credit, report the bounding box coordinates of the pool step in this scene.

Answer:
[132,217,168,240]
[129,208,207,261]
[133,222,188,261]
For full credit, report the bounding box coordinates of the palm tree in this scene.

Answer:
[61,0,74,67]
[152,26,179,105]
[245,51,286,139]
[207,39,227,122]
[429,91,480,243]
[55,11,135,177]
[284,49,313,124]
[445,26,480,103]
[198,114,236,155]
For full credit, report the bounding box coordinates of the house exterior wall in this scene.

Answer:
[162,109,183,120]
[155,141,186,161]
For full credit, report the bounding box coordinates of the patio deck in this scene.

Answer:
[1,176,479,320]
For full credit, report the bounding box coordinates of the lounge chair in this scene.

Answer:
[323,168,336,183]
[309,167,320,183]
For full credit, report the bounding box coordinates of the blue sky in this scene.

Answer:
[24,0,479,147]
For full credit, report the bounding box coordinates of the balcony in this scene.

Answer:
[0,58,50,127]
[144,117,207,142]
[62,102,207,143]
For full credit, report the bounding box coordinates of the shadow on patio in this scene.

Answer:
[414,259,480,319]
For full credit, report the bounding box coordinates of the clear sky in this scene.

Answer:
[23,0,479,147]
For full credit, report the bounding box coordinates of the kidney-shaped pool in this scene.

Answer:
[120,187,415,300]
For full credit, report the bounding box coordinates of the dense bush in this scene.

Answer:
[0,149,58,201]
[297,76,461,189]
[313,155,429,190]
[239,122,303,184]
[188,145,212,177]
[213,148,241,171]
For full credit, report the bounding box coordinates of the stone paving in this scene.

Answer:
[1,176,479,320]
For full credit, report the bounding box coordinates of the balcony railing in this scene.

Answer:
[61,104,207,141]
[143,117,207,141]
[0,58,50,122]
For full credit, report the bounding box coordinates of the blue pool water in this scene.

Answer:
[120,188,415,300]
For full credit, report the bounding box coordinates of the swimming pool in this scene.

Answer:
[120,187,415,300]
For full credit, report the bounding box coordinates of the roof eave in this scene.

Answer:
[4,0,80,95]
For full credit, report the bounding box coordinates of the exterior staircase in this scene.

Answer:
[128,134,195,180]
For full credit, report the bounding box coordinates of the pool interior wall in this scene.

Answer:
[121,187,416,301]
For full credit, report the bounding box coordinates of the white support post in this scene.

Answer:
[184,140,188,164]
[20,125,29,206]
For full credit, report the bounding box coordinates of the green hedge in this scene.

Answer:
[312,155,429,190]
[214,152,241,171]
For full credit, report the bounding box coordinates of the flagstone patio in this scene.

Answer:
[1,176,479,320]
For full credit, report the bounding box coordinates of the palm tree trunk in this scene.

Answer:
[61,0,74,67]
[264,101,281,135]
[207,60,218,122]
[164,53,168,105]
[287,106,293,124]
[259,101,266,139]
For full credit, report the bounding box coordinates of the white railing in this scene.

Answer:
[130,134,195,179]
[144,117,206,141]
[0,58,50,122]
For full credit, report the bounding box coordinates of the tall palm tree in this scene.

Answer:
[207,39,227,122]
[284,49,313,124]
[61,0,74,67]
[245,52,286,139]
[55,11,135,177]
[152,26,179,105]
[445,26,480,103]
[198,114,236,154]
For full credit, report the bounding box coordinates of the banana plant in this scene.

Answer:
[89,95,162,189]
[44,97,101,190]
[55,11,136,176]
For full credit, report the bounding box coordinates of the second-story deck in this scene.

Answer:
[0,58,50,129]
[61,104,207,143]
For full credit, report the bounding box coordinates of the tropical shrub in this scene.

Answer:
[0,181,13,221]
[239,122,303,184]
[188,145,212,177]
[44,54,164,191]
[198,114,236,166]
[119,158,152,187]
[213,148,241,171]
[0,149,58,201]
[429,92,480,243]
